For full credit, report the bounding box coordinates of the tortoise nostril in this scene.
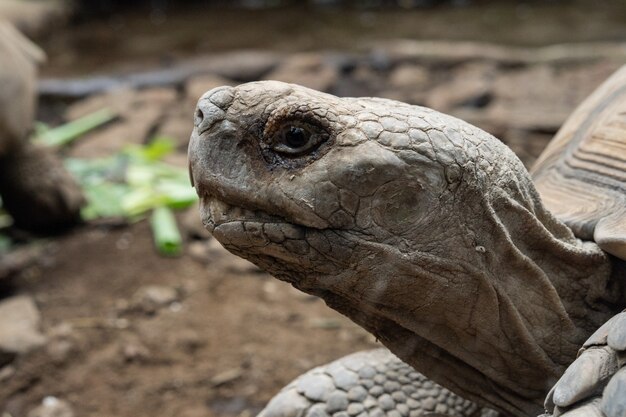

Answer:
[194,108,204,127]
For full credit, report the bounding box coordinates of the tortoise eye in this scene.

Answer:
[272,123,327,156]
[285,127,308,148]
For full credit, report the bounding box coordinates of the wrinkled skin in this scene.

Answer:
[188,81,625,417]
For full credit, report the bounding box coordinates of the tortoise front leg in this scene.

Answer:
[258,349,495,417]
[543,311,626,417]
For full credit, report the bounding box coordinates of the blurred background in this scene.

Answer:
[1,1,625,416]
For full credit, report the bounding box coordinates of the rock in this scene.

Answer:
[0,295,46,365]
[27,397,74,417]
[131,285,179,314]
[120,339,151,363]
[0,364,15,382]
[265,53,339,92]
[45,322,78,364]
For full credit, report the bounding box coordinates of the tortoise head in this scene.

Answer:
[188,81,617,417]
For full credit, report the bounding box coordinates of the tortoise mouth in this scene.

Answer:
[201,196,308,245]
[201,197,289,232]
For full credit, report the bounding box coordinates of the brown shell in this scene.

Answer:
[531,66,626,260]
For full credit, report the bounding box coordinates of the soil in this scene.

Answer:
[1,220,376,417]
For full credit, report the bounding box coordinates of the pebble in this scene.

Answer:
[0,295,46,365]
[131,285,179,314]
[27,397,74,417]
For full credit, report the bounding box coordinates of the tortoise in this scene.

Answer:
[0,21,84,232]
[187,64,626,417]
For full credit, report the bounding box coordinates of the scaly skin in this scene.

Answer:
[258,349,494,417]
[188,81,625,417]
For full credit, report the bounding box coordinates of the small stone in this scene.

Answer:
[435,403,448,414]
[0,365,15,382]
[120,340,151,363]
[388,411,402,417]
[326,391,349,413]
[373,374,386,385]
[347,386,368,402]
[0,295,46,365]
[131,285,179,314]
[378,394,396,411]
[332,412,349,417]
[27,397,74,417]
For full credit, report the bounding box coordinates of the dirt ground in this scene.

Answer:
[1,22,625,416]
[2,220,377,417]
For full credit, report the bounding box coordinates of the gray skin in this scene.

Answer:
[188,81,625,417]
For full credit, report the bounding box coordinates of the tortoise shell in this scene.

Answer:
[532,65,626,260]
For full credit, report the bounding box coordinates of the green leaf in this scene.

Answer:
[150,206,183,256]
[35,108,116,147]
[81,182,130,220]
[125,136,177,162]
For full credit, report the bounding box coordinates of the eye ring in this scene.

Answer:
[270,122,328,156]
